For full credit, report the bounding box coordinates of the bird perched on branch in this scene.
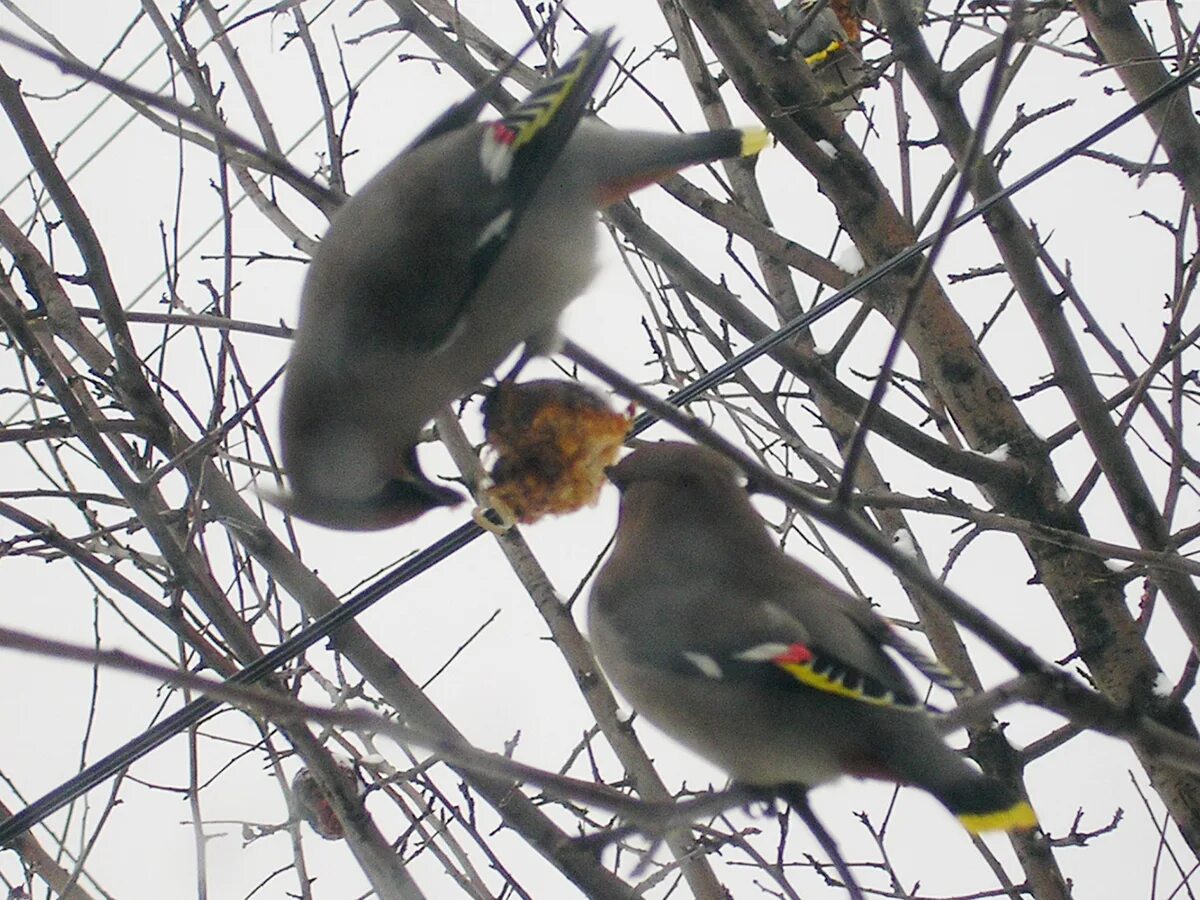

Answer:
[775,0,866,119]
[278,30,768,530]
[587,441,1037,834]
[291,760,363,840]
[775,0,927,119]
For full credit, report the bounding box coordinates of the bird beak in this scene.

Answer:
[603,462,630,490]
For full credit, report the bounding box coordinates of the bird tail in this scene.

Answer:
[739,127,771,157]
[590,125,768,207]
[936,776,1038,834]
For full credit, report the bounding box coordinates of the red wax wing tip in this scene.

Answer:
[773,643,814,666]
[491,123,517,144]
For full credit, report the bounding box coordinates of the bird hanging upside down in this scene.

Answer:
[278,30,767,530]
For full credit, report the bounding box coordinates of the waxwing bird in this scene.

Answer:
[587,441,1037,834]
[279,31,769,529]
[775,0,929,119]
[777,0,866,119]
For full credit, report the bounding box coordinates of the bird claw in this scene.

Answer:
[472,496,519,534]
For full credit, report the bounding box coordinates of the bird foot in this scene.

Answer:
[472,495,519,534]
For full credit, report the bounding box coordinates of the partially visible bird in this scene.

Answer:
[587,441,1037,835]
[777,0,867,119]
[291,760,362,840]
[775,0,929,119]
[279,30,768,529]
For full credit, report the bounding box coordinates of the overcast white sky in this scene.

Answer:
[0,2,1196,898]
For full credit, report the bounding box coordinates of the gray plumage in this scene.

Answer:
[279,33,764,529]
[775,0,929,119]
[588,441,1035,832]
[778,0,865,119]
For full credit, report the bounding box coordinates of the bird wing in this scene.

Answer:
[714,637,922,710]
[403,18,588,152]
[339,31,618,353]
[663,566,924,712]
[376,30,617,351]
[404,39,530,153]
[460,29,616,307]
[808,577,968,698]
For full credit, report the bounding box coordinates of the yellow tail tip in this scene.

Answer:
[740,127,770,157]
[958,801,1039,835]
[804,38,845,67]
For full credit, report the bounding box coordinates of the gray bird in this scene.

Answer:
[587,441,1037,834]
[279,31,767,529]
[777,0,866,119]
[775,0,928,119]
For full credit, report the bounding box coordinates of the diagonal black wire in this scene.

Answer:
[647,55,1200,422]
[2,56,1197,849]
[0,522,481,847]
